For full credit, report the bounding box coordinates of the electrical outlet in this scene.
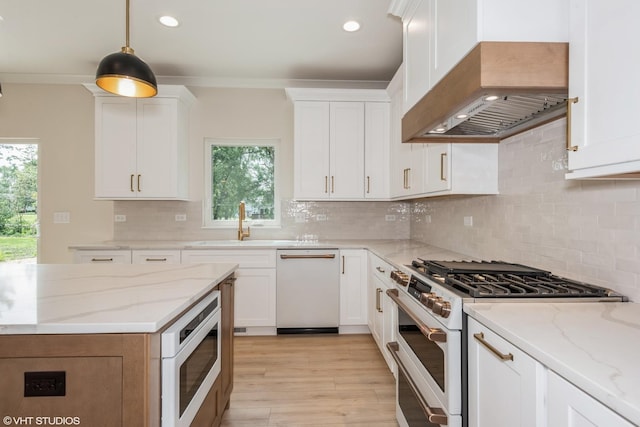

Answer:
[464,216,473,227]
[294,212,306,223]
[114,214,126,222]
[175,214,187,222]
[425,215,432,223]
[316,214,327,221]
[385,214,396,221]
[24,371,66,397]
[53,212,70,224]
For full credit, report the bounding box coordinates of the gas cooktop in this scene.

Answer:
[409,259,625,300]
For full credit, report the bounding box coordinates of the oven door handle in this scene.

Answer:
[386,289,447,343]
[387,342,449,426]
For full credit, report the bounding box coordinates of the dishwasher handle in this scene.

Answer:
[279,254,336,260]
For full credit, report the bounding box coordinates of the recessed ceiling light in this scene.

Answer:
[343,20,361,32]
[159,15,179,27]
[485,95,499,101]
[455,114,468,119]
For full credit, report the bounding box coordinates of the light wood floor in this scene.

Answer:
[220,334,398,427]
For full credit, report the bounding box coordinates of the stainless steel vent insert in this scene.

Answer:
[427,94,568,137]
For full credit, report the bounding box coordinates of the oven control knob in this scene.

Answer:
[423,293,438,309]
[390,270,409,287]
[419,292,436,307]
[433,299,451,318]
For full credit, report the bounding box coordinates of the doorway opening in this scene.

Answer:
[0,140,39,263]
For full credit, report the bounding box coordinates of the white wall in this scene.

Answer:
[410,119,640,302]
[0,84,114,263]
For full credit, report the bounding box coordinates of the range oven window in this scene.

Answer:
[398,368,441,427]
[398,305,446,391]
[179,322,219,416]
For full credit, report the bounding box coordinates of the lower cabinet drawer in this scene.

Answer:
[132,250,181,264]
[73,250,132,264]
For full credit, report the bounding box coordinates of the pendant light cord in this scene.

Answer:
[125,0,130,48]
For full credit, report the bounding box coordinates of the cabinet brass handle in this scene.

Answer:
[366,176,370,194]
[331,176,335,193]
[137,174,141,192]
[440,152,447,181]
[91,258,114,262]
[376,266,385,273]
[473,332,514,361]
[324,176,328,193]
[566,97,579,152]
[376,288,383,313]
[387,289,447,342]
[342,255,345,274]
[279,254,336,260]
[386,342,448,425]
[406,168,411,189]
[130,174,135,192]
[145,258,168,262]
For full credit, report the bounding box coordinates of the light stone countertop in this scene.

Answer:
[69,239,475,269]
[0,263,237,335]
[465,302,640,426]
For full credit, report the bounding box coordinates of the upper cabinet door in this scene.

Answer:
[94,97,138,198]
[330,102,365,199]
[403,0,433,114]
[293,101,331,199]
[136,98,182,198]
[566,0,640,179]
[364,102,390,199]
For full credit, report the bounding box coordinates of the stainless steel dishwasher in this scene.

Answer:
[276,249,340,334]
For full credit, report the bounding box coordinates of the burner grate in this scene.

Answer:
[446,272,611,298]
[412,260,616,299]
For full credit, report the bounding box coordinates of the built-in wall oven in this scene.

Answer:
[161,291,221,427]
[386,259,626,427]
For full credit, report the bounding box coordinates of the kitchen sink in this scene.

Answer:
[185,240,316,248]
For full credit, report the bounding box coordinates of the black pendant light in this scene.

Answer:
[96,0,157,98]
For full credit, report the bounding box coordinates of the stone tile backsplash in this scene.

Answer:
[114,199,410,242]
[410,119,640,302]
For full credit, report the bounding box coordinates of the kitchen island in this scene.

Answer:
[0,263,237,427]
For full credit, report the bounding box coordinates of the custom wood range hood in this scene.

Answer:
[402,42,569,143]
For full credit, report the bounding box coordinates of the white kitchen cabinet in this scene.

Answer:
[364,102,391,199]
[390,0,568,113]
[131,249,181,264]
[88,85,195,200]
[566,0,640,179]
[547,370,634,427]
[181,249,277,335]
[388,66,426,198]
[367,253,396,372]
[424,143,498,195]
[292,101,363,199]
[467,317,544,427]
[339,249,368,331]
[287,89,390,201]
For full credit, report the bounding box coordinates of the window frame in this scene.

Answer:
[203,138,281,229]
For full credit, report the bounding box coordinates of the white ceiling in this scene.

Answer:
[0,0,403,89]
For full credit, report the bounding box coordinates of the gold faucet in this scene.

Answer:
[238,201,250,241]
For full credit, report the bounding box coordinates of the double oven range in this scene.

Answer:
[386,259,626,427]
